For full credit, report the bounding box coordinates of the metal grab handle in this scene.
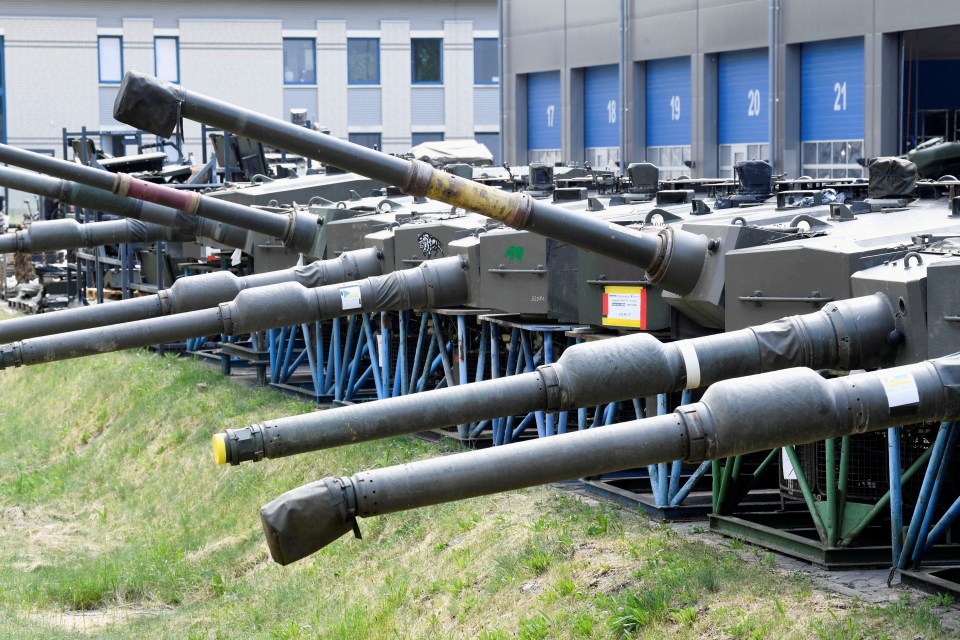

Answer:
[903,251,924,268]
[586,279,648,286]
[401,258,427,264]
[944,316,960,323]
[487,266,546,275]
[738,291,834,305]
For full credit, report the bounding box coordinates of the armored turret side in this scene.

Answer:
[724,197,960,331]
[205,172,385,207]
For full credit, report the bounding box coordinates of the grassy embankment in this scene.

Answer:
[0,349,954,639]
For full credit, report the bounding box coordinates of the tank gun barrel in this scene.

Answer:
[259,352,960,565]
[0,144,320,254]
[0,217,188,254]
[0,256,466,369]
[0,247,382,343]
[0,162,249,249]
[113,71,707,295]
[214,293,900,465]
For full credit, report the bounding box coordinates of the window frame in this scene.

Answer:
[98,35,123,84]
[283,37,317,85]
[411,38,443,85]
[154,36,180,84]
[348,132,382,150]
[473,37,499,85]
[347,37,380,85]
[411,131,445,146]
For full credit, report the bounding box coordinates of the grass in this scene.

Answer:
[0,348,955,638]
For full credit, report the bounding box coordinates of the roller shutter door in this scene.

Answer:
[584,64,619,148]
[527,71,561,152]
[718,49,768,145]
[645,57,690,147]
[801,37,864,141]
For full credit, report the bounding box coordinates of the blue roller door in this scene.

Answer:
[719,49,768,144]
[527,71,561,151]
[646,57,690,147]
[801,38,864,141]
[584,64,619,148]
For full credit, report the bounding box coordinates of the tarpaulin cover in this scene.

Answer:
[409,140,494,167]
[867,157,917,198]
[260,478,355,565]
[113,70,183,138]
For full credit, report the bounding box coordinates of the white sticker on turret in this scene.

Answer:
[230,248,242,266]
[340,285,362,310]
[781,449,797,480]
[879,370,920,409]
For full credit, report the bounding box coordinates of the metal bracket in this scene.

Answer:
[738,290,834,306]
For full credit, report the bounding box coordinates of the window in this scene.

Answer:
[411,132,444,146]
[473,38,498,84]
[348,38,379,85]
[801,139,864,179]
[349,132,381,150]
[475,132,500,165]
[154,37,179,83]
[283,38,316,84]
[411,38,442,84]
[98,36,123,83]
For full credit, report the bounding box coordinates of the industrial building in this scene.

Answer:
[502,0,960,179]
[0,0,500,166]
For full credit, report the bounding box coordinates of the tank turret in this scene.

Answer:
[258,353,960,564]
[205,172,385,208]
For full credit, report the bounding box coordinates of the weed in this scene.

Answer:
[552,577,577,598]
[457,512,481,532]
[669,605,698,627]
[693,562,719,593]
[269,620,304,639]
[451,547,472,570]
[773,597,786,619]
[518,611,550,640]
[606,586,674,636]
[811,610,883,640]
[521,548,554,575]
[725,537,747,551]
[571,611,597,637]
[586,512,610,536]
[724,610,767,639]
[528,515,558,533]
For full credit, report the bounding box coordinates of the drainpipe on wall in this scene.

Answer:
[768,0,778,172]
[498,0,505,164]
[619,0,627,171]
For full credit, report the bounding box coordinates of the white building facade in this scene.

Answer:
[0,0,500,167]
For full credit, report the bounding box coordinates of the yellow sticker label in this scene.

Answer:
[602,285,646,329]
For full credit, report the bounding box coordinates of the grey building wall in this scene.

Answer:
[0,0,498,161]
[502,0,960,177]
